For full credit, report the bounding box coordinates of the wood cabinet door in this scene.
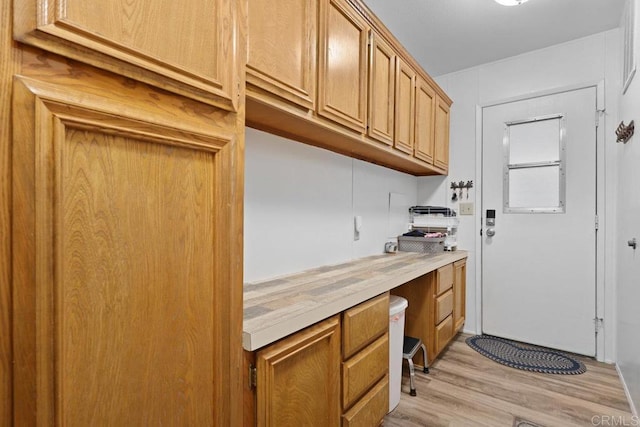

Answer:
[394,58,416,155]
[12,57,243,426]
[318,0,369,132]
[14,0,239,110]
[342,334,388,410]
[414,78,436,163]
[454,259,467,332]
[436,263,454,295]
[342,375,389,427]
[367,31,395,145]
[434,95,451,171]
[247,0,317,109]
[435,315,454,356]
[256,316,341,427]
[342,292,388,359]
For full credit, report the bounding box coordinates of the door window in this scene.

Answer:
[503,114,566,213]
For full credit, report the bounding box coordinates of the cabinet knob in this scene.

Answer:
[628,238,637,249]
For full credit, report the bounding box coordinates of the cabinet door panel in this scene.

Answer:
[318,0,368,132]
[256,316,341,427]
[248,0,317,109]
[394,58,415,154]
[15,0,238,110]
[435,315,454,355]
[342,333,388,410]
[414,78,436,163]
[436,263,454,295]
[367,32,395,145]
[435,289,454,325]
[342,293,388,359]
[342,375,389,427]
[454,260,466,332]
[434,95,450,171]
[12,73,241,426]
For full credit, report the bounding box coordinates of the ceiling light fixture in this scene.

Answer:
[494,0,530,6]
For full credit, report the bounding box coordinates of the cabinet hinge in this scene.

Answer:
[594,317,604,333]
[595,215,599,230]
[249,364,257,389]
[595,109,605,127]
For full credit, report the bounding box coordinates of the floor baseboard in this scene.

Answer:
[616,363,639,417]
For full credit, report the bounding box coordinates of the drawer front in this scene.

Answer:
[435,289,453,324]
[342,375,389,427]
[436,263,454,295]
[342,333,389,410]
[343,293,389,359]
[435,314,453,355]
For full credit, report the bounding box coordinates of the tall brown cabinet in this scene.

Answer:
[1,0,453,425]
[3,0,245,424]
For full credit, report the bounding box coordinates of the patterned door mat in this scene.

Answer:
[513,417,545,427]
[466,335,586,375]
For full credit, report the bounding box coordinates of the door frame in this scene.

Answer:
[474,81,607,361]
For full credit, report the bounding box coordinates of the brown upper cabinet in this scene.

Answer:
[393,57,416,155]
[14,0,238,111]
[414,78,437,164]
[247,0,318,109]
[318,0,369,132]
[367,31,396,146]
[434,95,451,172]
[245,0,452,175]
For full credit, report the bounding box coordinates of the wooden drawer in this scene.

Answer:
[435,314,453,355]
[435,289,453,324]
[343,293,389,359]
[342,375,389,427]
[342,333,389,410]
[436,263,454,295]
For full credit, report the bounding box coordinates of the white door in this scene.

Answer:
[481,87,597,356]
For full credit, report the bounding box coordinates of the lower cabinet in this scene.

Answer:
[342,375,389,427]
[254,316,342,427]
[341,293,389,425]
[453,259,467,332]
[433,263,454,355]
[392,258,467,364]
[246,293,390,426]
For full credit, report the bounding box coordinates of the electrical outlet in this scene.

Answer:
[459,202,474,215]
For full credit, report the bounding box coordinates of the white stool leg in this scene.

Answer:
[420,343,429,374]
[407,357,417,396]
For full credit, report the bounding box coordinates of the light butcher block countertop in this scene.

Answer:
[243,250,468,351]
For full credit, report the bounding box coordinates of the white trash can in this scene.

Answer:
[388,295,408,412]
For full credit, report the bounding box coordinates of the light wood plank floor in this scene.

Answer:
[385,334,633,427]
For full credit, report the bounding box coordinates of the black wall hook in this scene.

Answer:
[616,120,634,143]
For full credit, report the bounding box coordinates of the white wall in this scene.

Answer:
[422,30,621,363]
[244,128,418,282]
[616,0,640,414]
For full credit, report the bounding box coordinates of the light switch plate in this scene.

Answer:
[459,202,474,215]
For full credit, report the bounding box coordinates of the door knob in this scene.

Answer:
[486,228,496,237]
[629,238,637,249]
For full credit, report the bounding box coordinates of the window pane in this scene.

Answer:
[509,118,560,164]
[508,166,560,209]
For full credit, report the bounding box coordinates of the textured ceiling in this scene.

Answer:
[362,0,626,76]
